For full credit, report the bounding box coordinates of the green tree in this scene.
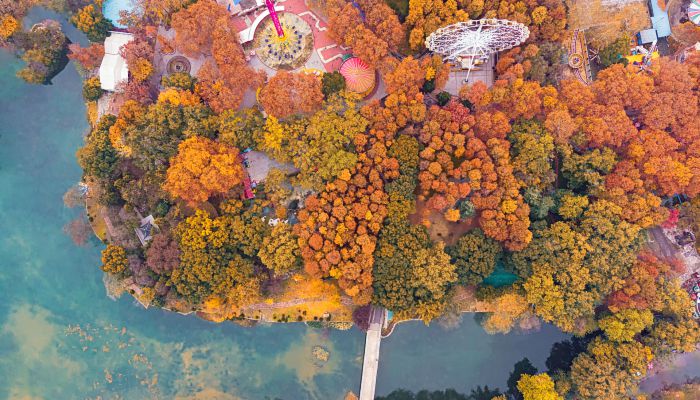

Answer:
[436,91,451,106]
[447,229,501,285]
[77,115,119,179]
[218,107,265,150]
[161,72,196,91]
[598,35,631,68]
[82,76,102,101]
[561,146,617,191]
[321,71,346,97]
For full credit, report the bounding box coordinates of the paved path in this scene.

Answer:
[359,306,385,400]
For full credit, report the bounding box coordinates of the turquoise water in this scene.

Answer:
[0,10,574,399]
[483,262,519,288]
[103,0,134,28]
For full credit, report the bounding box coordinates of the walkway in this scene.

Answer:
[359,306,385,400]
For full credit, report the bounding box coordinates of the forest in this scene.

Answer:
[3,0,700,398]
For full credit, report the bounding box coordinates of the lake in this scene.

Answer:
[0,10,571,399]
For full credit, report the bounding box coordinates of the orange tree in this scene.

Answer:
[259,71,324,119]
[163,136,246,205]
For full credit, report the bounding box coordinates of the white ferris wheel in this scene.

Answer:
[425,19,530,74]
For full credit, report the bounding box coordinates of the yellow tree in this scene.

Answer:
[164,136,245,205]
[0,14,19,39]
[517,373,562,400]
[258,223,301,277]
[100,245,128,275]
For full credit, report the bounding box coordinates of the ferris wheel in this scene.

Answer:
[425,19,530,71]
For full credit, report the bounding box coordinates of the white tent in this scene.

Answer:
[99,31,134,91]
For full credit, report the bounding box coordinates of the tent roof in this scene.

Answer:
[99,31,134,91]
[339,57,376,94]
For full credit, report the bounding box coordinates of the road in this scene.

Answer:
[648,226,677,262]
[359,306,385,400]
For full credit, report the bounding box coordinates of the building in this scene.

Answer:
[648,0,671,38]
[99,31,134,91]
[135,215,157,246]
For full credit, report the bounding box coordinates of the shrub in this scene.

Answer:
[436,91,451,106]
[82,77,102,101]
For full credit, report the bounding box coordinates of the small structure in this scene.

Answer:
[99,31,134,91]
[135,215,157,246]
[638,28,658,44]
[339,57,376,96]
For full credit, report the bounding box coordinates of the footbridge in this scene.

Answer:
[359,306,386,400]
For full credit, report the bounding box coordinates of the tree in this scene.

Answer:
[405,0,468,50]
[258,223,301,277]
[146,232,180,274]
[163,136,245,205]
[598,35,630,68]
[171,0,229,56]
[356,0,405,50]
[321,71,346,97]
[482,292,529,334]
[82,76,102,101]
[174,1,263,111]
[162,71,196,91]
[570,338,652,400]
[77,115,119,179]
[508,120,555,190]
[517,373,562,400]
[598,309,653,342]
[173,210,261,305]
[0,14,19,39]
[100,245,128,275]
[218,107,265,150]
[352,305,371,332]
[16,20,69,85]
[447,229,501,285]
[326,0,391,65]
[71,4,113,42]
[68,43,104,70]
[259,71,324,119]
[507,358,537,400]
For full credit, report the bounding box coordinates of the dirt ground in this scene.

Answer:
[409,200,478,246]
[566,0,651,48]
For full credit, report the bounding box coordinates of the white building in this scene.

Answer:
[99,31,134,91]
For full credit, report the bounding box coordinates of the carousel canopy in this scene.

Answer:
[339,57,376,94]
[690,0,700,25]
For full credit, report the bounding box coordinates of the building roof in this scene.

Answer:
[649,0,671,38]
[135,215,157,246]
[99,31,134,91]
[638,29,658,44]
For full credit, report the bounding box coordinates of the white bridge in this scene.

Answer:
[359,306,387,400]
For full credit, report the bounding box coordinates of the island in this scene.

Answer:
[3,0,700,399]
